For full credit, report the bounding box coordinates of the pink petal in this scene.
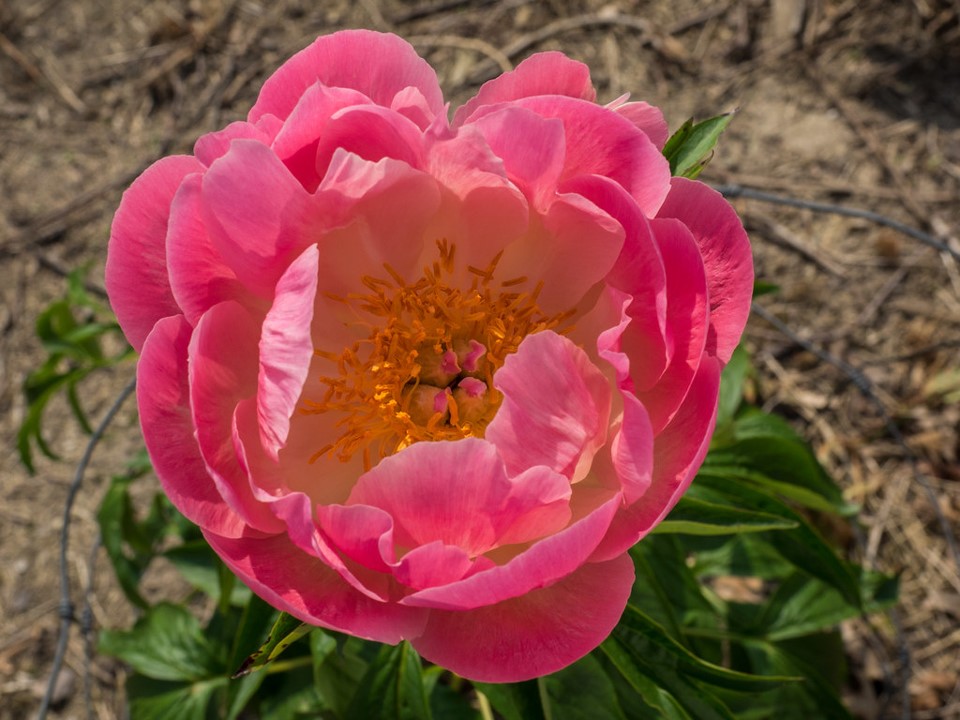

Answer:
[656,178,753,364]
[249,30,443,125]
[201,139,321,298]
[612,100,669,150]
[394,541,477,591]
[270,83,372,192]
[608,392,656,503]
[508,96,671,217]
[166,174,243,325]
[591,357,721,561]
[194,120,276,167]
[316,503,395,572]
[564,174,669,389]
[189,301,285,534]
[411,554,634,682]
[403,492,621,611]
[487,331,611,482]
[390,86,436,130]
[469,106,566,209]
[454,51,596,127]
[634,217,709,432]
[137,315,247,538]
[106,155,202,351]
[314,105,425,181]
[205,529,428,644]
[257,245,318,460]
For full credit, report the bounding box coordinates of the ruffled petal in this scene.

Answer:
[249,30,443,125]
[591,357,721,561]
[611,99,669,150]
[166,174,243,325]
[314,105,425,180]
[194,120,276,167]
[106,155,202,351]
[189,301,285,533]
[656,178,753,364]
[487,331,611,482]
[205,529,428,643]
[411,554,634,682]
[257,245,318,460]
[454,51,596,126]
[202,139,322,298]
[137,315,247,537]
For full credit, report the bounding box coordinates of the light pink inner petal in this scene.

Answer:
[487,331,612,482]
[314,105,425,180]
[591,356,721,561]
[202,139,322,298]
[250,29,443,124]
[257,245,319,460]
[394,541,477,591]
[137,315,247,538]
[188,301,284,534]
[194,120,276,167]
[166,174,243,325]
[316,503,396,572]
[411,554,634,683]
[205,529,428,644]
[454,51,596,127]
[656,178,753,364]
[106,155,202,351]
[390,86,437,130]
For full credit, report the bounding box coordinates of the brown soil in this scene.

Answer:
[1,0,958,718]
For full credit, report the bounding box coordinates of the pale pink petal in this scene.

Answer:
[591,357,721,561]
[316,503,395,572]
[608,392,655,503]
[613,100,669,149]
[411,554,634,682]
[507,96,671,217]
[634,217,709,432]
[469,106,566,209]
[201,139,322,298]
[194,120,275,166]
[270,83,372,191]
[205,529,428,644]
[454,51,596,127]
[403,492,621,610]
[106,155,202,351]
[390,86,436,130]
[656,178,753,363]
[189,301,285,533]
[166,174,243,325]
[487,331,612,482]
[257,245,318,460]
[137,315,247,538]
[249,30,443,125]
[394,542,476,591]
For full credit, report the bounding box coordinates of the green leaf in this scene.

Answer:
[345,641,432,720]
[164,540,252,607]
[663,112,735,178]
[312,632,369,717]
[654,494,798,536]
[752,280,780,297]
[125,674,225,720]
[716,346,750,427]
[474,680,547,720]
[541,653,627,720]
[232,612,311,678]
[99,603,221,682]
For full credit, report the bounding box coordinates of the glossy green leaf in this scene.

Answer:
[125,674,225,720]
[345,641,432,720]
[474,680,547,720]
[541,653,627,719]
[654,494,798,536]
[716,346,751,427]
[663,112,735,178]
[164,540,252,607]
[312,632,369,717]
[99,603,221,682]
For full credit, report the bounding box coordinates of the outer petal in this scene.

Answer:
[591,357,721,561]
[194,120,276,167]
[257,245,318,460]
[106,155,202,351]
[412,554,634,682]
[137,315,247,538]
[205,529,428,643]
[166,174,243,324]
[657,178,753,363]
[454,51,596,126]
[249,30,443,124]
[612,100,669,150]
[487,331,611,482]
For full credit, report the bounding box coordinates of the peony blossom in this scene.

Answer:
[106,30,752,682]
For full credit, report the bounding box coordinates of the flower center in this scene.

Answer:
[304,240,573,469]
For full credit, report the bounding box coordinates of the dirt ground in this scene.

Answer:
[1,0,958,718]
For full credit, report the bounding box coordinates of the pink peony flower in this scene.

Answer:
[106,30,752,682]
